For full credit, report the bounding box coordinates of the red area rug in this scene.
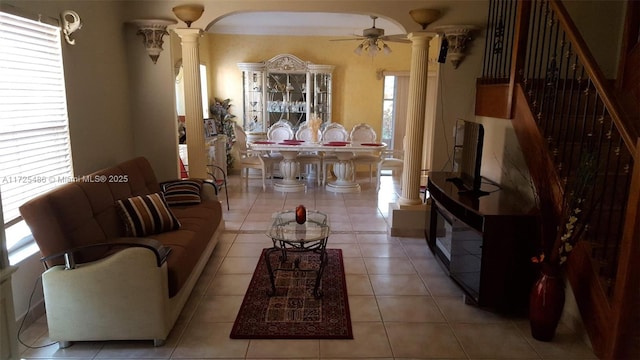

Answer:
[230,248,353,339]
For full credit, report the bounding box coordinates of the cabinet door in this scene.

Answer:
[310,72,332,124]
[266,72,307,129]
[242,70,264,132]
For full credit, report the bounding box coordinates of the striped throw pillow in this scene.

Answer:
[117,193,181,237]
[162,179,203,206]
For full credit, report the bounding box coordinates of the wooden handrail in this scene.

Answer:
[549,0,638,158]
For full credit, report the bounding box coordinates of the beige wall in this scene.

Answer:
[3,1,136,176]
[201,33,413,135]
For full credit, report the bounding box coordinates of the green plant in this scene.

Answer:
[209,98,236,169]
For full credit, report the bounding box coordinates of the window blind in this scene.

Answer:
[0,12,73,230]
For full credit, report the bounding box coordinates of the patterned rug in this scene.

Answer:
[230,248,353,339]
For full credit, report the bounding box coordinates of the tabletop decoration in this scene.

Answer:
[309,114,322,143]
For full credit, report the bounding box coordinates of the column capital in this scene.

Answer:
[173,28,203,42]
[407,31,437,44]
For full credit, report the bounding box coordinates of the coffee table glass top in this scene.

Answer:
[267,210,330,243]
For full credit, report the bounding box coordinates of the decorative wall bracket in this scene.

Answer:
[433,25,479,69]
[129,19,177,64]
[60,10,82,45]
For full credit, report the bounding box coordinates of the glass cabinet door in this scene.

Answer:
[266,72,307,129]
[239,65,265,132]
[239,55,333,133]
[310,71,332,124]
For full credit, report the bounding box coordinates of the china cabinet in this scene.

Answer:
[238,54,334,133]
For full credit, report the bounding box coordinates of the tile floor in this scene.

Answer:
[18,172,597,359]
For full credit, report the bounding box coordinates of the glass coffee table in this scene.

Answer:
[265,210,330,298]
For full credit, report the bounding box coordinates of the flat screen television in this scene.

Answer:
[447,120,489,197]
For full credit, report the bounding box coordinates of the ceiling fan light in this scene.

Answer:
[354,43,364,55]
[382,43,392,55]
[368,44,378,57]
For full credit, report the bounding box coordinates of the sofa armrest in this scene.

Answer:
[42,246,171,342]
[41,237,171,269]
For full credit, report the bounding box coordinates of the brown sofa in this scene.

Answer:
[19,157,224,348]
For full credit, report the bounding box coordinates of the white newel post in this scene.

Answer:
[400,32,434,206]
[174,28,207,179]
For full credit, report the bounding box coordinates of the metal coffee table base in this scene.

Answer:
[264,242,328,298]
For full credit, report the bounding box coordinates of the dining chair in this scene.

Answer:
[320,123,349,185]
[232,123,269,190]
[295,122,322,185]
[377,149,404,191]
[265,120,295,177]
[206,164,229,210]
[349,123,381,182]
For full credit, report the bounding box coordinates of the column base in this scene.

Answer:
[274,182,306,192]
[388,202,430,237]
[326,182,361,193]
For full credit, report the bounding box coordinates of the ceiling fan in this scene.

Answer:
[331,15,409,56]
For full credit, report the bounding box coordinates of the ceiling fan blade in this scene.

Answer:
[380,34,410,43]
[329,37,366,42]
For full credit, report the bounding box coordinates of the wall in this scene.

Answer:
[563,0,625,79]
[203,33,413,135]
[4,0,135,327]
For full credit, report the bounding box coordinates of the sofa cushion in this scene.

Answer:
[162,179,203,206]
[116,193,181,237]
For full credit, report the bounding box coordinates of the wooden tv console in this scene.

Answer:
[426,172,538,313]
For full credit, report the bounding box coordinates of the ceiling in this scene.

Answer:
[206,12,407,37]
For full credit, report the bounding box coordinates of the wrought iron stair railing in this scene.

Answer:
[477,1,639,359]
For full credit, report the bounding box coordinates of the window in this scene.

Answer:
[381,76,396,148]
[0,11,73,264]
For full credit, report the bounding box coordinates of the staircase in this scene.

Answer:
[476,1,639,359]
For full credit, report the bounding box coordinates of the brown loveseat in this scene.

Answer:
[19,157,224,348]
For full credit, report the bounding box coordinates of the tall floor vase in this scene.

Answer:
[529,263,565,341]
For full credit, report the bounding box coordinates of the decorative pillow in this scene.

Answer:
[162,179,203,206]
[117,193,181,237]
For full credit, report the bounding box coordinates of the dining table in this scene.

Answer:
[249,139,387,193]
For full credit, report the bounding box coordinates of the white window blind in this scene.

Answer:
[0,12,73,241]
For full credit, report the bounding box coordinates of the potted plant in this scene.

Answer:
[528,145,599,341]
[209,97,237,169]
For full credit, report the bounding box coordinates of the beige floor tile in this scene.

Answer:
[206,274,252,296]
[357,233,398,243]
[452,322,538,359]
[345,274,374,295]
[385,322,467,358]
[246,339,319,358]
[192,295,244,322]
[364,257,417,275]
[172,322,249,358]
[351,220,388,232]
[95,340,175,358]
[342,256,367,274]
[320,322,392,358]
[327,233,357,244]
[330,243,361,258]
[423,273,466,297]
[218,256,260,274]
[359,244,408,258]
[227,242,270,257]
[347,295,382,321]
[369,274,430,295]
[435,295,511,324]
[235,233,272,243]
[377,295,446,323]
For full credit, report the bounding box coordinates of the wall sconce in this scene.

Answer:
[172,4,205,28]
[60,10,82,45]
[408,8,441,30]
[433,25,479,69]
[129,19,176,64]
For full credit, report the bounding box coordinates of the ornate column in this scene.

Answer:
[174,28,207,178]
[400,31,435,206]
